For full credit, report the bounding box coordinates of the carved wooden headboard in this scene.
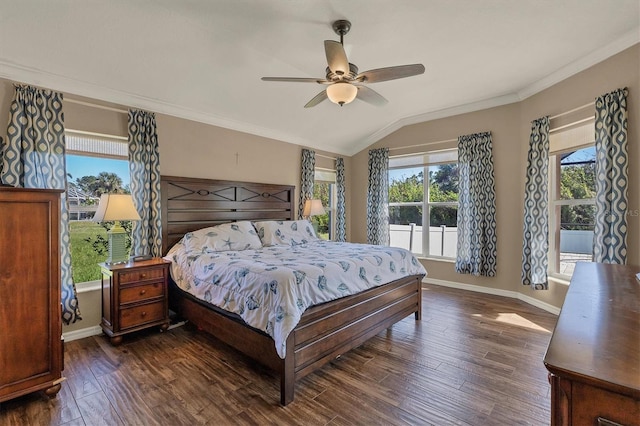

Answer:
[161,176,295,254]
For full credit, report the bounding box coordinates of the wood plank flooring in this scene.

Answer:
[0,284,557,425]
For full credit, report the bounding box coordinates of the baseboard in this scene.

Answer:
[423,277,560,315]
[62,325,103,342]
[62,320,187,343]
[517,293,561,315]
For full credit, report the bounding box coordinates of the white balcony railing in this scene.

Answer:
[389,224,457,258]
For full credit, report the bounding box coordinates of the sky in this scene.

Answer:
[389,168,421,182]
[66,155,130,186]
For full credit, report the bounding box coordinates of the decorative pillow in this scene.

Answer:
[253,220,318,246]
[182,221,262,252]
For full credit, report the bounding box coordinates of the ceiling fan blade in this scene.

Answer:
[262,77,328,84]
[356,86,388,106]
[304,90,328,108]
[356,64,425,83]
[324,40,349,75]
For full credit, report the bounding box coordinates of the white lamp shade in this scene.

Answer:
[303,199,326,217]
[326,82,358,106]
[93,194,141,222]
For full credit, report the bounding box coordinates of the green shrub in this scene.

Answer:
[69,221,108,282]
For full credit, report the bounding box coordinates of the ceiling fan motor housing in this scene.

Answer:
[325,63,359,81]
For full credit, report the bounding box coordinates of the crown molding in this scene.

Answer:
[517,28,640,100]
[0,59,320,151]
[346,93,520,156]
[347,29,639,156]
[2,28,637,158]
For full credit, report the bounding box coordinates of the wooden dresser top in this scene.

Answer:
[544,262,640,398]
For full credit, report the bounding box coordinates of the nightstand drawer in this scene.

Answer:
[100,258,171,345]
[120,282,165,304]
[119,301,165,329]
[119,267,165,284]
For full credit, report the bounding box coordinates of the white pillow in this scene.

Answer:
[182,221,262,252]
[254,220,318,246]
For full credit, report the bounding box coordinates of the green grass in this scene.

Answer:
[70,221,108,282]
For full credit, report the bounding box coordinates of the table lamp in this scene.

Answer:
[93,194,141,264]
[303,199,326,235]
[303,199,326,219]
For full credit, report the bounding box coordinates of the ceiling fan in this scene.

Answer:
[261,20,425,108]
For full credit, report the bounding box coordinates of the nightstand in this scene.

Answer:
[100,258,171,345]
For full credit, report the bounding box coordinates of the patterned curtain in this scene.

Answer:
[298,148,315,219]
[128,109,162,257]
[1,84,82,324]
[335,157,346,242]
[367,148,389,245]
[593,88,629,264]
[521,117,550,289]
[455,132,497,277]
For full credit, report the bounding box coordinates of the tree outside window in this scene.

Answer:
[389,161,458,258]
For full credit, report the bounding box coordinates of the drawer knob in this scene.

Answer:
[140,273,147,279]
[140,289,147,295]
[141,311,147,317]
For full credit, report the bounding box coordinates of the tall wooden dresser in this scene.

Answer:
[544,262,640,426]
[0,187,63,402]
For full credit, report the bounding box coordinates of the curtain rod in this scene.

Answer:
[65,98,128,114]
[388,138,457,152]
[66,128,128,141]
[549,101,594,120]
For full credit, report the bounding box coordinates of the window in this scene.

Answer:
[66,132,130,284]
[388,150,458,258]
[313,169,336,240]
[548,121,595,278]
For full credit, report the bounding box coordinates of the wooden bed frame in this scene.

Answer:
[161,175,424,405]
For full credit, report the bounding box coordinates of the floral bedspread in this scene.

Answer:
[165,240,427,358]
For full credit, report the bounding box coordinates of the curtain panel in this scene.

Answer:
[1,84,82,324]
[521,117,550,289]
[593,87,629,264]
[455,132,498,277]
[366,148,389,245]
[298,148,315,219]
[128,109,162,258]
[335,157,346,242]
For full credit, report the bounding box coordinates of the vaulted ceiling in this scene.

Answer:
[1,1,638,155]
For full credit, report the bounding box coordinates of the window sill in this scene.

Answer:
[76,279,102,293]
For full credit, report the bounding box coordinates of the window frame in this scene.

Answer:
[548,143,595,279]
[65,131,130,287]
[389,149,458,260]
[313,168,337,240]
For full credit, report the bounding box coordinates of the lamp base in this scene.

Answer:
[106,221,129,265]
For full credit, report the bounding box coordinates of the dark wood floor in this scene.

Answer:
[0,284,557,426]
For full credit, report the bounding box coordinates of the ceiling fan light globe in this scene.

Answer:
[326,82,357,106]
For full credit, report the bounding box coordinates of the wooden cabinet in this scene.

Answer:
[0,187,63,402]
[100,258,171,345]
[544,262,640,426]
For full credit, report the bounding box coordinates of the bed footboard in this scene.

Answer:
[171,274,423,405]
